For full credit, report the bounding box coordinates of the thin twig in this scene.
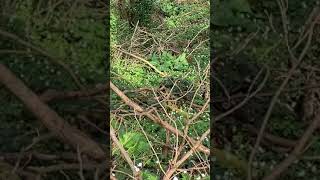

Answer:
[262,111,320,180]
[164,129,210,179]
[110,126,141,179]
[215,66,269,122]
[248,9,319,180]
[77,146,86,180]
[115,48,168,77]
[110,81,210,155]
[0,29,84,89]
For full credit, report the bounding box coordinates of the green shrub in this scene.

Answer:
[129,0,155,27]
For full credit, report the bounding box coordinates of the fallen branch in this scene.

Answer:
[164,129,210,179]
[110,126,142,179]
[248,8,319,179]
[263,111,320,180]
[40,84,107,102]
[110,82,144,112]
[115,48,168,77]
[246,124,297,148]
[213,84,320,103]
[0,63,106,160]
[110,81,210,154]
[0,151,78,162]
[27,162,107,173]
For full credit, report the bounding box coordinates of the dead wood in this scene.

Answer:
[262,111,320,180]
[0,63,106,161]
[110,81,210,155]
[39,84,107,102]
[246,124,297,148]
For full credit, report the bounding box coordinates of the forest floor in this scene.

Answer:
[111,0,210,179]
[0,1,108,179]
[1,0,320,180]
[212,0,320,179]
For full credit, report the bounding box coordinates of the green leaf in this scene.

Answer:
[119,132,149,156]
[181,173,192,180]
[229,0,252,13]
[212,2,237,26]
[142,171,159,180]
[212,0,252,26]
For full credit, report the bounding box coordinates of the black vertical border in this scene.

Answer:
[104,0,111,178]
[210,0,215,177]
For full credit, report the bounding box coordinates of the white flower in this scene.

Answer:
[137,162,143,167]
[173,177,178,180]
[201,174,205,177]
[112,173,115,176]
[134,166,140,172]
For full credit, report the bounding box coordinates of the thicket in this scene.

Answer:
[212,0,320,179]
[111,0,210,179]
[0,1,108,179]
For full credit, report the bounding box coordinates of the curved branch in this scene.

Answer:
[0,64,106,160]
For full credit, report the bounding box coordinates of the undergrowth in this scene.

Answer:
[111,0,210,179]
